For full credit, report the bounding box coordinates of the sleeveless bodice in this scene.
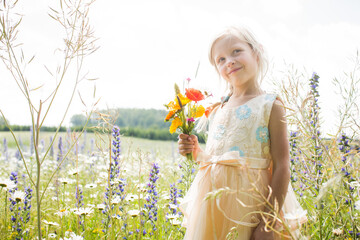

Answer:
[206,94,277,162]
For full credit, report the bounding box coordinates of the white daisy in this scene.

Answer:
[166,214,178,220]
[169,204,178,210]
[68,168,80,176]
[170,219,182,226]
[54,209,69,218]
[12,190,26,203]
[48,233,57,238]
[61,231,84,240]
[73,207,93,216]
[332,228,343,235]
[111,196,121,205]
[43,219,60,227]
[125,193,137,202]
[58,178,72,184]
[97,204,106,210]
[128,209,140,217]
[85,183,97,189]
[162,194,171,201]
[0,178,16,190]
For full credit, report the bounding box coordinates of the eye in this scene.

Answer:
[233,49,242,54]
[217,57,225,64]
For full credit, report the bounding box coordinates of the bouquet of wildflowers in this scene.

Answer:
[164,82,209,162]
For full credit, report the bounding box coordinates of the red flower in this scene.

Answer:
[185,88,204,102]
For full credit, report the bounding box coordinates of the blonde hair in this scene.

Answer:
[208,26,268,90]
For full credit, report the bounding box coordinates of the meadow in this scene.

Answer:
[0,130,190,239]
[0,99,360,240]
[1,0,360,239]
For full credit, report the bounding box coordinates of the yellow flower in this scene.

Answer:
[167,94,190,112]
[177,93,191,107]
[195,105,205,118]
[170,117,182,134]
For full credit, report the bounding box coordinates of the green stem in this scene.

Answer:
[4,190,7,230]
[36,161,42,240]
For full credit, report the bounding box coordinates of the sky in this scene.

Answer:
[1,0,360,135]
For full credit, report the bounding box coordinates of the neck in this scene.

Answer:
[231,82,262,98]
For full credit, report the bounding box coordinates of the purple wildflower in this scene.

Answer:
[144,163,160,234]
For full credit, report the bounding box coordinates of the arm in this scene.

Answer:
[252,100,290,239]
[267,99,291,211]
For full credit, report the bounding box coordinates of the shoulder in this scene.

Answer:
[270,100,286,122]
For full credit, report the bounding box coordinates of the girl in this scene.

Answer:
[178,26,307,240]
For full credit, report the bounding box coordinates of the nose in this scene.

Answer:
[226,59,235,67]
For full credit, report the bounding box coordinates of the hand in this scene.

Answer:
[177,134,201,160]
[250,222,275,240]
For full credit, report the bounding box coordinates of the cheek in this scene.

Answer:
[218,66,228,79]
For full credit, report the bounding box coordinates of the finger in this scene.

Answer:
[178,133,190,140]
[179,148,193,156]
[178,144,194,151]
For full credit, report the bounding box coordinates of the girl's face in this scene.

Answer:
[212,36,259,91]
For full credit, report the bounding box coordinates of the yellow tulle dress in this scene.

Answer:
[179,94,307,240]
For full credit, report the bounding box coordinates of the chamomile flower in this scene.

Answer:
[111,196,121,205]
[60,232,84,240]
[12,190,26,203]
[54,209,69,218]
[128,209,140,217]
[58,178,72,184]
[43,220,60,227]
[73,207,93,216]
[68,168,80,176]
[85,183,97,189]
[170,219,182,226]
[166,214,178,220]
[96,204,106,210]
[332,228,343,235]
[169,204,178,210]
[0,178,16,190]
[48,233,57,238]
[125,193,137,202]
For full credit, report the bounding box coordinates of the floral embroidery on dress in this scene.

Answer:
[229,146,245,157]
[235,105,252,120]
[256,126,269,143]
[265,94,277,102]
[213,125,226,140]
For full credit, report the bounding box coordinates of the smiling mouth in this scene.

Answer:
[229,67,242,75]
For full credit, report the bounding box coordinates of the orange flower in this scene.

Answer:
[195,105,205,118]
[185,88,204,102]
[205,106,213,118]
[165,110,176,121]
[167,101,181,112]
[169,117,182,134]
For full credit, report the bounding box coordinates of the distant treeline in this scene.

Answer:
[70,108,206,143]
[0,125,68,132]
[0,109,206,142]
